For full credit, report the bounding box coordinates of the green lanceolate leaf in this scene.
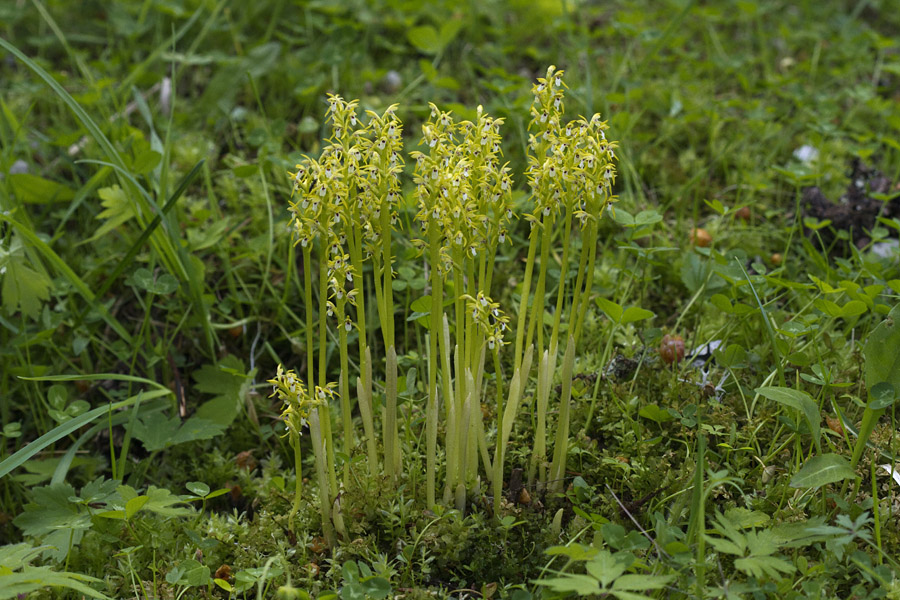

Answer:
[755,386,821,452]
[790,453,855,488]
[864,304,900,401]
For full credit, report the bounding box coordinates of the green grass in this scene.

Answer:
[2,0,900,598]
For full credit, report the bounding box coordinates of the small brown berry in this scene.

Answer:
[770,253,783,266]
[735,206,751,222]
[659,334,685,365]
[690,228,712,247]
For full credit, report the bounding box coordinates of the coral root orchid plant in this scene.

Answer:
[272,66,617,540]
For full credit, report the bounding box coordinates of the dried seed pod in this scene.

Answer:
[518,487,532,505]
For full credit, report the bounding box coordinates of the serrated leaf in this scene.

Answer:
[91,185,135,240]
[533,573,600,595]
[130,412,226,451]
[734,555,795,580]
[724,507,770,529]
[755,386,821,452]
[0,237,52,320]
[11,481,105,562]
[0,565,112,599]
[704,534,744,556]
[613,573,674,591]
[131,268,179,295]
[790,453,855,488]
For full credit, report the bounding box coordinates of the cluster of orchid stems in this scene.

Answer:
[270,66,617,542]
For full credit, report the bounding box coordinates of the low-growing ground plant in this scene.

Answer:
[1,1,900,598]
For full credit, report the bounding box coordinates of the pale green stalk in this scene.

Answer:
[548,336,576,492]
[337,297,352,485]
[493,346,534,516]
[549,208,574,353]
[513,229,540,372]
[426,223,443,509]
[308,410,336,546]
[316,248,338,498]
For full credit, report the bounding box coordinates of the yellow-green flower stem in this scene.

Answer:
[513,227,540,372]
[308,409,336,546]
[426,222,442,509]
[526,213,556,358]
[572,218,600,344]
[335,294,352,485]
[315,242,339,499]
[268,366,317,535]
[380,206,400,483]
[288,429,302,530]
[342,214,377,476]
[549,207,574,355]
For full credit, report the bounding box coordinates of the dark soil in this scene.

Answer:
[802,159,900,252]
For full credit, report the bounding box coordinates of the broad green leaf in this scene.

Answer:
[864,304,900,398]
[869,381,895,410]
[814,298,841,317]
[638,404,674,424]
[790,453,855,488]
[596,297,623,323]
[186,481,210,497]
[621,306,655,323]
[131,268,179,295]
[8,173,75,204]
[715,343,748,368]
[193,355,252,427]
[407,26,442,54]
[755,386,821,452]
[611,207,635,227]
[633,210,662,226]
[124,496,149,519]
[118,484,193,518]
